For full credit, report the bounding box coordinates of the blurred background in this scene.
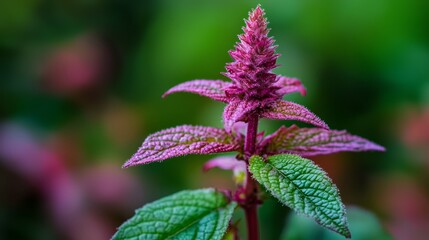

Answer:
[0,0,428,239]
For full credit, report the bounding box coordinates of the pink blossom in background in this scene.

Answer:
[373,176,429,240]
[399,107,429,170]
[40,34,114,98]
[0,123,145,240]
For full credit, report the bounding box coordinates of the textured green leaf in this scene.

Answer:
[112,189,237,240]
[249,154,350,238]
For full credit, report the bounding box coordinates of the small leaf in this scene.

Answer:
[203,156,246,173]
[125,125,240,167]
[163,80,232,102]
[260,100,329,129]
[261,125,385,157]
[203,156,247,185]
[112,189,237,240]
[274,76,307,96]
[223,99,259,131]
[249,154,351,238]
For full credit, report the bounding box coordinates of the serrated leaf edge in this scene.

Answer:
[112,188,237,240]
[249,155,351,238]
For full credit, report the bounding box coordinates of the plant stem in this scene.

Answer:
[244,204,259,240]
[244,115,258,158]
[243,114,259,240]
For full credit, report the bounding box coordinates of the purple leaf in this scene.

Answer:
[124,125,240,167]
[231,122,248,136]
[203,156,246,173]
[261,125,385,156]
[163,80,232,102]
[274,76,307,96]
[260,100,329,129]
[223,99,260,131]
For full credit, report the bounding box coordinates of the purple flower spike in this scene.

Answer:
[219,5,323,129]
[223,5,280,103]
[124,125,240,167]
[160,5,322,130]
[261,125,385,157]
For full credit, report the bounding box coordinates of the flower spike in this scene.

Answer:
[223,5,280,103]
[220,5,323,129]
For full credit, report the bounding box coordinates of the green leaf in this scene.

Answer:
[112,188,237,240]
[249,154,351,238]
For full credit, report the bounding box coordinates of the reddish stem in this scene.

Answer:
[244,204,259,240]
[243,115,259,240]
[244,115,258,159]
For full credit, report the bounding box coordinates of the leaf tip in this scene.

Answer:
[249,155,263,163]
[320,121,330,130]
[122,160,133,168]
[344,228,352,239]
[160,86,175,99]
[373,144,386,152]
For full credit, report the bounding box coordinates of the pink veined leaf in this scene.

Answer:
[223,99,260,132]
[260,100,329,129]
[203,156,246,173]
[260,125,385,157]
[162,80,232,102]
[124,125,241,167]
[274,76,307,96]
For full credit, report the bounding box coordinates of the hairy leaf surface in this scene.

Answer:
[223,99,259,131]
[249,154,351,238]
[274,76,307,96]
[125,125,240,167]
[112,189,237,240]
[163,80,232,102]
[261,125,385,156]
[260,100,329,129]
